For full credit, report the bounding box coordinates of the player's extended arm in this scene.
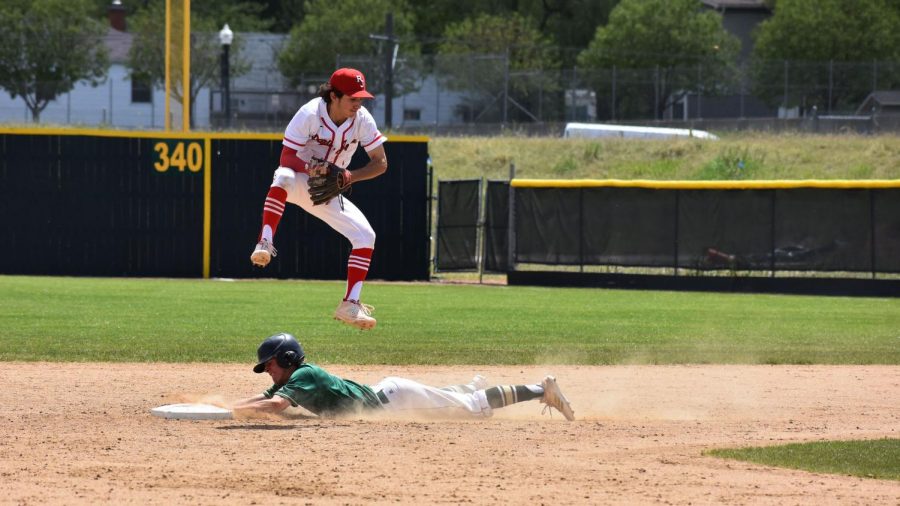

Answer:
[344,145,387,184]
[231,393,266,407]
[231,394,291,416]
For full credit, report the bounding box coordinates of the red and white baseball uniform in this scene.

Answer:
[271,97,386,250]
[282,97,386,171]
[252,68,385,329]
[266,98,385,293]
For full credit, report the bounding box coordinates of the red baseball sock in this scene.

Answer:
[258,187,287,242]
[344,248,373,301]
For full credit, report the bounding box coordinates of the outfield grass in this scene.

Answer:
[1,275,898,365]
[707,439,900,481]
[428,133,900,181]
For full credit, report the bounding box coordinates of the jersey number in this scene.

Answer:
[154,141,203,173]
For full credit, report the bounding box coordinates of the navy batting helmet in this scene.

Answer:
[253,333,305,373]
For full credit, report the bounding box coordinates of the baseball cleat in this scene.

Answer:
[471,375,489,391]
[250,239,277,267]
[541,375,575,421]
[334,300,376,330]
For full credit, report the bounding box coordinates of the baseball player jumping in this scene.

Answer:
[231,333,576,421]
[250,68,386,330]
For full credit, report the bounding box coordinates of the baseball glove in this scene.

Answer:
[307,158,351,206]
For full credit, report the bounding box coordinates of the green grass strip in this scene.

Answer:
[1,275,899,365]
[706,439,900,481]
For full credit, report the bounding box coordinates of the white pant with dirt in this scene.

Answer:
[273,166,375,249]
[372,377,493,418]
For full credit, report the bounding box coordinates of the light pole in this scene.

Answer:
[218,23,233,128]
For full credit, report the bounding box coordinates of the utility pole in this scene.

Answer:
[384,13,394,128]
[370,13,397,128]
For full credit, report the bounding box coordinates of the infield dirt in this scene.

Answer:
[1,363,897,505]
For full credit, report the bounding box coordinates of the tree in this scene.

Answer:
[127,0,251,128]
[437,13,560,122]
[277,0,418,89]
[409,0,504,54]
[190,1,273,32]
[515,0,619,64]
[577,0,740,119]
[245,0,305,33]
[0,0,108,122]
[409,0,615,63]
[87,0,273,31]
[439,13,558,69]
[750,0,900,112]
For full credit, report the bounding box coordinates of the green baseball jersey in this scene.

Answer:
[263,363,382,416]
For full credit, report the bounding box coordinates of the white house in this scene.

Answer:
[0,4,209,129]
[0,2,469,131]
[0,27,209,129]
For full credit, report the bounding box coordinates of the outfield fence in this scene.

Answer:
[0,128,432,281]
[436,177,900,296]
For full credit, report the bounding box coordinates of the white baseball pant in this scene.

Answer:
[271,166,375,249]
[371,377,493,418]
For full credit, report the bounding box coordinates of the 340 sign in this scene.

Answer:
[153,141,203,173]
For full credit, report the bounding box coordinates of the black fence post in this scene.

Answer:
[611,65,617,121]
[783,60,789,115]
[696,64,702,120]
[872,59,878,92]
[770,190,777,277]
[655,64,660,120]
[828,59,833,115]
[870,189,877,279]
[426,155,434,274]
[578,187,584,273]
[674,190,680,277]
[507,163,516,273]
[477,177,485,284]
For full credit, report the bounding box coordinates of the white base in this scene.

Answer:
[151,403,233,420]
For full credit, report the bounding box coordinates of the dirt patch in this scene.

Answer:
[1,363,897,505]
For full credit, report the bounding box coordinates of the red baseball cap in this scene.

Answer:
[329,68,374,99]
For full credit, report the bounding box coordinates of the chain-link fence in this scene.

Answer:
[329,55,900,135]
[2,50,899,134]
